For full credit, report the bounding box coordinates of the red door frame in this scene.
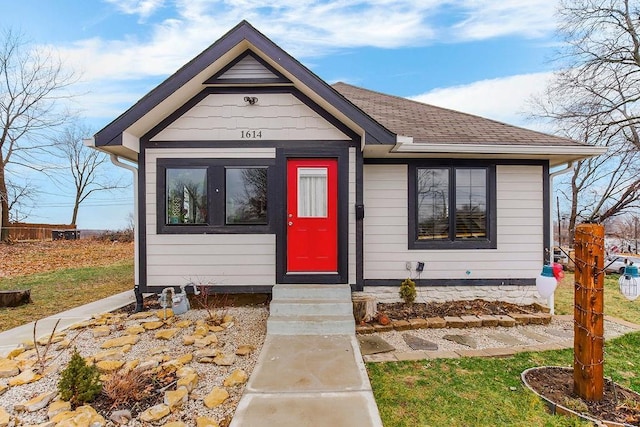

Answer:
[286,158,338,272]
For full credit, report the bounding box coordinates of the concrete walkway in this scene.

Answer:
[0,290,135,357]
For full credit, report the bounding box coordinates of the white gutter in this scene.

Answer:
[108,154,140,305]
[391,141,607,157]
[547,161,575,314]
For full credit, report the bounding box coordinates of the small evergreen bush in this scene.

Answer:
[399,278,417,304]
[58,348,102,407]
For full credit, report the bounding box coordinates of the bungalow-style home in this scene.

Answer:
[88,21,603,305]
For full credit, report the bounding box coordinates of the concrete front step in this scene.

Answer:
[267,314,356,335]
[272,284,352,301]
[270,299,353,316]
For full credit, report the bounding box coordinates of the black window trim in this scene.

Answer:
[408,161,497,250]
[157,158,275,235]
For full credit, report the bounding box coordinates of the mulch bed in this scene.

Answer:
[524,367,640,425]
[377,299,548,321]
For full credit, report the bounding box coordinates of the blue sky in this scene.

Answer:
[4,0,562,229]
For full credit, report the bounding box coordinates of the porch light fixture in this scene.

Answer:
[536,264,557,298]
[243,96,258,105]
[619,264,640,301]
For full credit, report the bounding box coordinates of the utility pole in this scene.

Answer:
[635,216,638,254]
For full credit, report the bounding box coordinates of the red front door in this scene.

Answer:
[286,158,338,272]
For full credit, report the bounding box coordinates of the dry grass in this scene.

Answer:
[0,240,134,332]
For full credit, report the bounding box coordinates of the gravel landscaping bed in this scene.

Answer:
[371,317,636,353]
[0,305,268,426]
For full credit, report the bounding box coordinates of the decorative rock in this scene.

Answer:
[8,368,41,386]
[209,325,225,332]
[92,325,111,338]
[142,321,164,330]
[459,315,482,327]
[443,334,478,348]
[20,340,35,350]
[495,315,516,327]
[139,404,170,422]
[174,319,192,328]
[124,360,140,371]
[223,369,248,387]
[222,314,234,324]
[164,387,188,410]
[221,321,234,329]
[69,320,94,329]
[196,417,220,427]
[100,335,139,349]
[194,348,219,362]
[14,348,36,360]
[176,372,198,392]
[150,346,170,356]
[109,409,132,425]
[47,399,71,419]
[0,358,20,377]
[155,328,180,340]
[183,335,196,345]
[391,320,411,331]
[6,347,25,359]
[478,315,499,327]
[55,339,72,350]
[402,333,438,351]
[213,353,235,366]
[96,360,125,373]
[235,345,255,356]
[0,407,10,427]
[92,349,125,362]
[357,335,395,355]
[408,318,428,329]
[0,384,7,396]
[443,316,467,328]
[124,324,145,335]
[156,308,174,320]
[355,324,375,334]
[176,366,196,378]
[176,353,193,365]
[15,390,57,412]
[71,405,106,427]
[204,387,229,408]
[128,311,155,320]
[37,333,66,346]
[193,324,209,337]
[164,422,187,427]
[373,323,393,333]
[137,359,160,371]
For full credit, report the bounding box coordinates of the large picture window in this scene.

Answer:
[157,159,273,234]
[409,163,496,249]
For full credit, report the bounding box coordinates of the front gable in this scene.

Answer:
[146,86,354,143]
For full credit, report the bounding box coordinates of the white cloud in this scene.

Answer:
[104,0,166,20]
[410,72,554,129]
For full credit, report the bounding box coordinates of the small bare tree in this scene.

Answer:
[0,28,75,240]
[52,122,128,225]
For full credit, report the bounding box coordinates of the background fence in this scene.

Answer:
[3,223,77,241]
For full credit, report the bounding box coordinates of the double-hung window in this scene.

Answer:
[409,162,496,249]
[158,159,273,234]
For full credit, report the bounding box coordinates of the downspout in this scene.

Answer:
[109,154,143,312]
[548,161,574,314]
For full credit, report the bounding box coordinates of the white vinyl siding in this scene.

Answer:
[151,93,348,141]
[363,164,544,280]
[218,55,278,80]
[145,147,276,288]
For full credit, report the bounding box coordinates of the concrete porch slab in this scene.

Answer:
[230,391,382,427]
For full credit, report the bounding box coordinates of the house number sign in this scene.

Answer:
[241,130,263,139]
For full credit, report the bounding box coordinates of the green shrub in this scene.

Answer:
[58,348,102,407]
[399,278,417,304]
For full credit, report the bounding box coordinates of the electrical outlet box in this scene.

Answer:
[405,261,412,271]
[416,261,425,272]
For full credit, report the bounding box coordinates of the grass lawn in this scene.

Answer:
[0,261,134,332]
[553,271,640,324]
[369,332,640,427]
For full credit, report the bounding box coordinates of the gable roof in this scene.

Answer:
[332,82,582,147]
[92,20,394,155]
[89,20,605,166]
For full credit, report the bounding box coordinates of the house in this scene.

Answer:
[88,21,603,305]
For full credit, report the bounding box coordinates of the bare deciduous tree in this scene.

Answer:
[0,28,75,240]
[531,0,640,241]
[53,122,128,225]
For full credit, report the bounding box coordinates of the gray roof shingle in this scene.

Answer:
[332,82,583,147]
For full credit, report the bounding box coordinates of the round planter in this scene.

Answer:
[521,366,639,427]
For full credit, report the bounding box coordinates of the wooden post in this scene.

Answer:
[573,223,604,401]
